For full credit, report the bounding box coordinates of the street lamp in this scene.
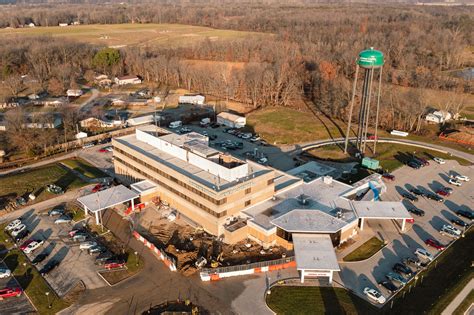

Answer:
[45,291,51,309]
[134,251,139,266]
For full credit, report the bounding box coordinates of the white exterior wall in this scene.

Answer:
[179,95,205,105]
[217,114,246,129]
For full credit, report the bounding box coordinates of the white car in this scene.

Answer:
[5,219,22,231]
[455,175,470,182]
[23,240,44,254]
[414,248,433,261]
[434,157,445,164]
[0,268,11,279]
[363,287,386,304]
[442,224,461,236]
[10,224,26,237]
[449,178,462,186]
[79,241,98,250]
[54,215,72,224]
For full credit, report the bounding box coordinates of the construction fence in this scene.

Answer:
[132,230,177,272]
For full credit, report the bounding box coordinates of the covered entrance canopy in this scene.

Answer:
[292,234,340,284]
[351,201,412,232]
[77,185,139,224]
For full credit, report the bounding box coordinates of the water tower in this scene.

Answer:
[344,48,384,154]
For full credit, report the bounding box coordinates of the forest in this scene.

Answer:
[0,3,473,156]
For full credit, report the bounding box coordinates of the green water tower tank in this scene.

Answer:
[358,47,384,68]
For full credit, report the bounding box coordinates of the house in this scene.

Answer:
[178,94,205,105]
[0,101,19,109]
[59,23,68,27]
[111,99,127,106]
[38,97,68,107]
[114,75,142,86]
[126,115,156,126]
[21,117,62,129]
[217,112,246,128]
[75,132,88,139]
[67,89,83,97]
[80,117,123,129]
[425,110,452,124]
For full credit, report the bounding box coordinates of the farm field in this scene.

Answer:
[0,23,267,48]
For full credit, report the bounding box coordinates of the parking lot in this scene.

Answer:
[18,208,107,297]
[336,159,473,305]
[0,262,35,313]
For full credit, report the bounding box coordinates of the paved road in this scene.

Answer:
[290,137,474,163]
[442,278,474,315]
[78,88,100,113]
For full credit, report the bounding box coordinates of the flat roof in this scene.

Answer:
[288,161,337,182]
[293,234,340,271]
[77,185,139,213]
[217,112,245,121]
[352,201,412,219]
[271,209,349,233]
[130,180,158,194]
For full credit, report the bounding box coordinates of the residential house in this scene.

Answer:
[178,94,205,105]
[80,117,123,129]
[425,110,452,124]
[114,75,142,86]
[67,89,83,97]
[217,112,246,128]
[76,132,88,139]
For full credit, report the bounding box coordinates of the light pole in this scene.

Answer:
[134,251,139,267]
[46,291,51,309]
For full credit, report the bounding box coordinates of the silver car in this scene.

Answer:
[54,215,72,224]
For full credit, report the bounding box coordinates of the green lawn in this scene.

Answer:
[266,286,375,315]
[343,237,385,262]
[0,223,69,314]
[453,290,474,315]
[61,158,107,179]
[0,163,86,204]
[247,107,344,145]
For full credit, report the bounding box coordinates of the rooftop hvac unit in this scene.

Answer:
[297,194,310,205]
[323,176,333,185]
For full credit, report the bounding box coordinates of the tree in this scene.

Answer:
[92,48,121,74]
[3,75,24,97]
[48,77,64,96]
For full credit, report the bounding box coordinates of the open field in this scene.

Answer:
[0,163,86,206]
[307,143,472,172]
[266,286,375,314]
[343,237,385,262]
[0,23,266,48]
[61,158,107,179]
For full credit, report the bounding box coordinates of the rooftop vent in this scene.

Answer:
[297,194,310,205]
[323,176,333,185]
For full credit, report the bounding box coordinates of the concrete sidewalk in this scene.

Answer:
[442,279,474,315]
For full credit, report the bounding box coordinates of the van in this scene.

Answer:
[169,121,182,129]
[200,118,211,126]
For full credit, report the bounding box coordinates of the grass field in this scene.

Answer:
[61,158,107,179]
[343,237,385,262]
[0,223,69,314]
[308,143,471,172]
[453,290,474,315]
[266,286,375,314]
[247,107,344,145]
[0,23,265,48]
[0,163,86,205]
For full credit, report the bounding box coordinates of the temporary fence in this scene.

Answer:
[132,230,177,272]
[200,256,296,281]
[439,133,474,147]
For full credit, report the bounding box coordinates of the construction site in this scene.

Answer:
[133,205,289,276]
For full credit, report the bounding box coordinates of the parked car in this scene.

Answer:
[5,219,22,231]
[31,253,49,265]
[450,218,469,228]
[13,229,30,242]
[54,215,72,224]
[440,227,460,239]
[454,175,470,182]
[378,281,398,293]
[407,206,425,217]
[22,240,44,254]
[0,268,11,279]
[68,229,86,237]
[0,287,22,299]
[80,241,98,250]
[425,193,444,202]
[400,192,418,202]
[409,188,424,196]
[73,234,88,242]
[10,224,26,237]
[393,263,413,277]
[436,189,450,197]
[433,157,445,164]
[407,161,421,169]
[95,252,114,265]
[82,142,95,149]
[363,287,386,304]
[48,208,64,216]
[39,260,60,276]
[441,224,461,236]
[416,157,430,166]
[382,173,395,181]
[425,238,445,251]
[104,260,126,270]
[448,178,462,186]
[456,210,474,221]
[403,257,423,269]
[19,239,34,251]
[92,184,105,193]
[415,248,433,261]
[250,135,261,142]
[88,245,107,255]
[386,272,407,286]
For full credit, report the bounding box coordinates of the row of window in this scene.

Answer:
[115,155,228,218]
[114,146,227,205]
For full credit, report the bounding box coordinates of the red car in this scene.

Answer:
[99,148,108,153]
[0,287,22,299]
[425,238,445,250]
[104,261,126,270]
[368,135,378,140]
[436,189,449,197]
[406,218,415,223]
[382,173,395,181]
[19,239,34,251]
[92,184,104,193]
